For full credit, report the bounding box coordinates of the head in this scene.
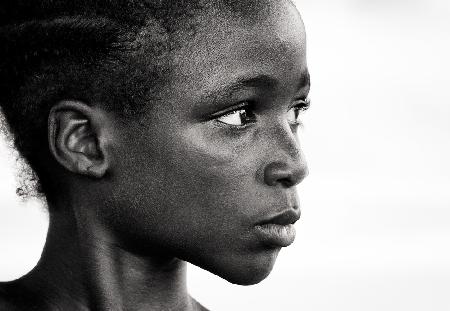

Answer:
[0,0,310,285]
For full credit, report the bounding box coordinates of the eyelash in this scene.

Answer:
[215,102,257,127]
[287,98,311,126]
[214,98,310,128]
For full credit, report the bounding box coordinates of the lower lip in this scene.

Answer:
[254,224,296,247]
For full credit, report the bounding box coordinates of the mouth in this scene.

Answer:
[254,209,300,248]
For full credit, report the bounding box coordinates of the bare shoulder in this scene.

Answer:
[0,299,20,311]
[0,281,43,311]
[0,282,20,311]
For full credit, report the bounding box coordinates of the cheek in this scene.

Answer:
[156,125,259,229]
[103,123,280,284]
[105,124,259,244]
[169,125,266,219]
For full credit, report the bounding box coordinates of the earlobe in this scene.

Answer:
[48,101,111,178]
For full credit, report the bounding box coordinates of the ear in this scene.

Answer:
[48,100,112,178]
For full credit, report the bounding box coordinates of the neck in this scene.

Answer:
[21,204,200,311]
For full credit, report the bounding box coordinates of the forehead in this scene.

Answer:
[178,0,306,57]
[165,1,307,96]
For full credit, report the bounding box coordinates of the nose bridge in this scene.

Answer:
[262,122,308,188]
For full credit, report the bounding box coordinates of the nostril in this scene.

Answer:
[278,177,295,188]
[263,161,307,188]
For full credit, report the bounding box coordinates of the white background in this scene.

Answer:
[1,0,449,310]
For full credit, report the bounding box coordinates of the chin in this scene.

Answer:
[201,247,281,286]
[224,268,273,286]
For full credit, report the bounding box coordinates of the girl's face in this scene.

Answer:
[105,2,309,285]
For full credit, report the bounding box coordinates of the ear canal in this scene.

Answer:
[66,119,101,158]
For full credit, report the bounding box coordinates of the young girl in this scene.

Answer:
[0,0,310,309]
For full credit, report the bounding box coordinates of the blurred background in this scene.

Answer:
[1,0,449,310]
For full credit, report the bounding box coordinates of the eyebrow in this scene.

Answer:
[202,74,278,101]
[203,70,311,101]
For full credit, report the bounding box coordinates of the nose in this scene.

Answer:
[263,126,308,188]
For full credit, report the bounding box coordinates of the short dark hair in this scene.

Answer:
[0,0,277,200]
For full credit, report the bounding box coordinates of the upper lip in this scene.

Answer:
[257,209,300,226]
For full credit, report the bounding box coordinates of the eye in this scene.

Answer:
[287,98,310,125]
[216,105,257,126]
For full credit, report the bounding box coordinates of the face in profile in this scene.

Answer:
[95,1,309,285]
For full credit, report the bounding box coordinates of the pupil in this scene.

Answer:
[240,110,248,124]
[241,110,247,121]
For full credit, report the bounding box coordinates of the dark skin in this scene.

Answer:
[0,1,309,310]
